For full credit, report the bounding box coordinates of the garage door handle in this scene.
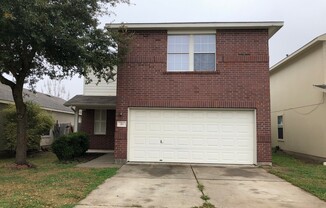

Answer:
[160,140,163,144]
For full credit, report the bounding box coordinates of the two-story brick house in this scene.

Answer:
[65,22,283,165]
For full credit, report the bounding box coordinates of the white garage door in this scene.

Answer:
[129,109,255,164]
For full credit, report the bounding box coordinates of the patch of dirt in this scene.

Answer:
[5,162,37,170]
[56,153,105,164]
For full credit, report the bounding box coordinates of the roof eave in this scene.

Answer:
[106,21,284,39]
[64,103,116,109]
[270,34,326,74]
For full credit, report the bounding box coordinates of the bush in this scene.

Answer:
[66,132,90,157]
[51,136,75,160]
[52,132,89,161]
[1,102,54,152]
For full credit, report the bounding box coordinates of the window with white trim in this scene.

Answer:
[167,34,216,71]
[277,115,283,139]
[94,110,107,135]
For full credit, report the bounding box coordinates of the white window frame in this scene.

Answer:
[94,109,107,135]
[167,31,216,72]
[277,115,283,140]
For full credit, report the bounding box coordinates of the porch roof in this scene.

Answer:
[64,95,116,109]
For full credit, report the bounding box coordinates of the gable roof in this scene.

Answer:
[0,83,74,114]
[108,21,284,39]
[270,33,326,74]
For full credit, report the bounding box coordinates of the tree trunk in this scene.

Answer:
[12,86,28,165]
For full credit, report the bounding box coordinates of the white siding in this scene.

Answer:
[270,41,326,158]
[83,71,117,96]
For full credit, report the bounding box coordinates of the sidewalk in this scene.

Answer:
[77,153,122,168]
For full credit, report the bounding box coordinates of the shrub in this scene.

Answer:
[67,132,90,157]
[51,136,75,160]
[52,132,89,161]
[1,102,54,152]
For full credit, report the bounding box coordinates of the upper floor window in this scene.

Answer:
[167,34,216,72]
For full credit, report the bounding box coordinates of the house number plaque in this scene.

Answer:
[117,121,127,127]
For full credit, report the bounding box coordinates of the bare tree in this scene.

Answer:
[41,79,70,100]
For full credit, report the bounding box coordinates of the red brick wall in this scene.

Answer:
[115,29,271,163]
[81,109,115,150]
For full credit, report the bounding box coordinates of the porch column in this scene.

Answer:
[74,107,79,132]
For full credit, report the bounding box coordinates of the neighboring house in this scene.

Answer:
[0,83,75,150]
[65,22,283,165]
[270,34,326,160]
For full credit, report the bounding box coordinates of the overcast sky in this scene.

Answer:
[36,0,326,98]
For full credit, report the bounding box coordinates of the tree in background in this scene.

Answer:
[41,79,70,100]
[2,102,54,152]
[0,0,130,165]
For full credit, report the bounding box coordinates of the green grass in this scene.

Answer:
[266,151,326,201]
[0,152,117,208]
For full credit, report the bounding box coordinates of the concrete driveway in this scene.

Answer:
[76,164,326,208]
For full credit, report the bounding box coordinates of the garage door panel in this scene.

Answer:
[133,150,160,161]
[162,151,175,160]
[129,109,255,164]
[206,138,220,146]
[237,139,253,148]
[131,110,148,120]
[206,152,220,161]
[237,124,252,132]
[191,124,205,132]
[192,151,205,160]
[221,125,236,132]
[133,136,147,145]
[177,124,189,132]
[147,137,161,145]
[220,139,235,147]
[176,111,191,119]
[149,111,162,119]
[191,138,205,146]
[221,152,236,161]
[162,137,175,146]
[206,112,221,119]
[219,112,234,120]
[176,137,190,146]
[237,153,253,163]
[149,123,161,131]
[133,123,148,132]
[163,124,176,131]
[206,124,220,132]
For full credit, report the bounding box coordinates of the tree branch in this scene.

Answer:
[0,73,15,88]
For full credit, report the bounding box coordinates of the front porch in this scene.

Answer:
[64,95,116,151]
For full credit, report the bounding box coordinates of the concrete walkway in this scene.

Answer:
[75,164,326,208]
[77,153,122,168]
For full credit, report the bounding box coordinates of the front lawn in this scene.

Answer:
[266,151,326,201]
[0,152,117,208]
